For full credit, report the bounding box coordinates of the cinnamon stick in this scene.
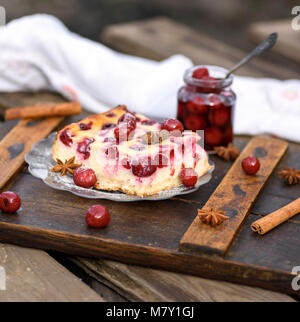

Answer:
[4,102,82,120]
[251,198,300,235]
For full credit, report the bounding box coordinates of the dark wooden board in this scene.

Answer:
[180,136,288,256]
[0,92,298,295]
[0,134,298,295]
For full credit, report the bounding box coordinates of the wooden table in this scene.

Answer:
[247,19,300,65]
[0,17,298,302]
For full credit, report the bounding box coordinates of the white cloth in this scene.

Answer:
[0,14,300,142]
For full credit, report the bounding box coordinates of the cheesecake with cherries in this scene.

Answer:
[52,105,211,196]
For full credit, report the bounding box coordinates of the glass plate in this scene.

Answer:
[25,133,215,202]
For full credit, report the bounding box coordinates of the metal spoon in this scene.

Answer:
[225,32,278,78]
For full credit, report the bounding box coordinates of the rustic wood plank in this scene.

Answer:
[180,136,288,256]
[0,243,102,302]
[72,258,295,302]
[248,19,300,65]
[0,91,67,189]
[0,117,63,189]
[101,17,299,79]
[0,170,298,295]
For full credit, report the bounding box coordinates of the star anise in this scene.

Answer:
[51,156,81,176]
[198,208,229,227]
[277,167,300,185]
[214,143,240,161]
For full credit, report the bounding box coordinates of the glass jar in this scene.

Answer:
[177,65,236,151]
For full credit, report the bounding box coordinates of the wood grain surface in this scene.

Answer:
[101,17,300,79]
[0,92,66,189]
[72,257,295,302]
[0,243,102,302]
[180,136,288,256]
[0,117,62,189]
[248,19,300,65]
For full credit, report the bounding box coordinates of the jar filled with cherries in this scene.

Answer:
[177,65,236,151]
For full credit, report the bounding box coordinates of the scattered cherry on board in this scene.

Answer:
[86,205,110,228]
[73,167,97,188]
[241,156,260,175]
[0,191,21,213]
[180,168,198,187]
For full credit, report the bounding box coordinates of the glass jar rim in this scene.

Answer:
[184,65,234,88]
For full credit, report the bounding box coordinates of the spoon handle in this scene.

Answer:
[225,32,278,78]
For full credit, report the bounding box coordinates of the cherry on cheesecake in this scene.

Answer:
[59,129,73,147]
[153,153,168,168]
[180,168,198,187]
[131,156,157,177]
[121,158,131,169]
[161,118,184,133]
[118,112,137,125]
[0,191,21,213]
[86,205,110,228]
[73,167,97,188]
[242,156,260,175]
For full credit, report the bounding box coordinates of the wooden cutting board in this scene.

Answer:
[0,105,299,295]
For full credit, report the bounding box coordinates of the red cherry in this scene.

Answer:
[223,125,233,145]
[242,156,260,175]
[177,102,185,120]
[77,138,95,160]
[118,112,137,125]
[186,96,207,114]
[121,158,131,169]
[59,129,73,147]
[208,94,222,109]
[153,153,168,168]
[114,124,134,142]
[200,76,218,93]
[184,114,206,131]
[105,112,116,117]
[0,191,21,213]
[141,119,157,126]
[73,167,97,188]
[102,122,116,130]
[86,205,110,228]
[204,127,223,147]
[208,107,230,127]
[161,119,184,133]
[131,156,157,177]
[202,75,217,82]
[192,67,209,79]
[79,122,92,131]
[180,168,198,187]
